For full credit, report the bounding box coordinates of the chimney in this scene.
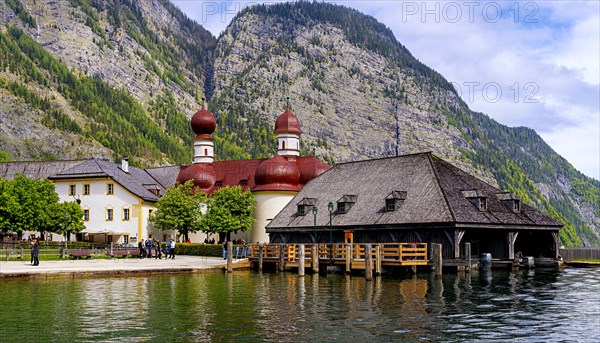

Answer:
[121,158,129,173]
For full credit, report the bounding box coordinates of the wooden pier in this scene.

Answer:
[247,243,428,275]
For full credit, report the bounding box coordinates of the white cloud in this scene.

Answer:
[172,0,600,180]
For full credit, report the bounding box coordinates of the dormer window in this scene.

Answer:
[215,180,222,187]
[297,197,317,216]
[385,199,396,211]
[496,193,521,213]
[337,195,357,214]
[240,179,248,186]
[385,191,407,212]
[143,184,160,196]
[479,197,487,211]
[462,190,487,211]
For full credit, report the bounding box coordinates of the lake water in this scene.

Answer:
[1,267,599,342]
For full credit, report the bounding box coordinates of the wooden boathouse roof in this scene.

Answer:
[267,152,563,232]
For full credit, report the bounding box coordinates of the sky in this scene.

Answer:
[172,0,600,180]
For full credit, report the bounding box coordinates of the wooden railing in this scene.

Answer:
[248,243,428,268]
[559,248,600,261]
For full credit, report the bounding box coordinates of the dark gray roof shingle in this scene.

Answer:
[0,160,86,180]
[267,153,562,231]
[1,159,175,203]
[50,159,166,202]
[145,166,181,189]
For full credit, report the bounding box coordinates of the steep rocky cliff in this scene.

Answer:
[208,3,599,246]
[0,0,598,246]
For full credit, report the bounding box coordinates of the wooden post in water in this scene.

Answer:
[258,243,264,271]
[365,244,373,281]
[432,243,442,277]
[226,241,233,273]
[312,244,319,274]
[464,242,471,273]
[298,244,305,276]
[278,244,285,272]
[345,243,352,274]
[375,245,382,276]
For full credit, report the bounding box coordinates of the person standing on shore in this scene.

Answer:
[138,240,146,258]
[30,238,35,264]
[31,238,39,266]
[169,239,175,259]
[146,239,153,258]
[154,239,162,259]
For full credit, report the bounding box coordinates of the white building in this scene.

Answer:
[0,159,177,243]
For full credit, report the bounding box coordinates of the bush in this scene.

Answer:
[173,243,223,257]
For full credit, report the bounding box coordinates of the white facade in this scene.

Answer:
[248,191,297,243]
[276,133,300,156]
[53,178,156,244]
[193,139,215,163]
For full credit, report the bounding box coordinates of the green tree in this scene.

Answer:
[0,178,18,233]
[201,186,256,240]
[0,174,60,236]
[49,201,85,240]
[150,181,207,241]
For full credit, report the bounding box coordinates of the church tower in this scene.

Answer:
[191,106,216,163]
[176,106,217,193]
[274,107,301,157]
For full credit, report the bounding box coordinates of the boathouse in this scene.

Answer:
[266,152,563,263]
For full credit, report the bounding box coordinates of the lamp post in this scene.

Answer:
[328,201,334,264]
[312,206,318,244]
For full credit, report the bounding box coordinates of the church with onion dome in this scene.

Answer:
[0,104,328,245]
[174,105,329,243]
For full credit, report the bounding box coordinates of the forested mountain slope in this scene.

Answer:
[0,0,214,165]
[0,0,597,246]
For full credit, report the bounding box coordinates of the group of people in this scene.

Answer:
[28,237,178,266]
[137,239,176,259]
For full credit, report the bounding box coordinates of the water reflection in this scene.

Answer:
[0,268,598,342]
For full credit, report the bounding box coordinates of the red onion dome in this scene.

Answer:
[176,163,216,192]
[297,157,330,185]
[191,107,216,138]
[253,155,301,191]
[274,108,301,134]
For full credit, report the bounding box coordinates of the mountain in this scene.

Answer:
[0,0,215,165]
[0,0,598,246]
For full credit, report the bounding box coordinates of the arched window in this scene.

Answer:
[282,141,286,149]
[204,148,208,156]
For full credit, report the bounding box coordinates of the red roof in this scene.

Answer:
[176,156,329,193]
[191,107,216,138]
[176,163,216,192]
[274,108,302,134]
[297,157,330,185]
[254,155,301,192]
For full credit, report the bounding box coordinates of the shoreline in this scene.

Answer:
[563,261,600,268]
[0,256,246,279]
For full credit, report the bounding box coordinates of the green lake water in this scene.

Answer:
[1,268,599,342]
